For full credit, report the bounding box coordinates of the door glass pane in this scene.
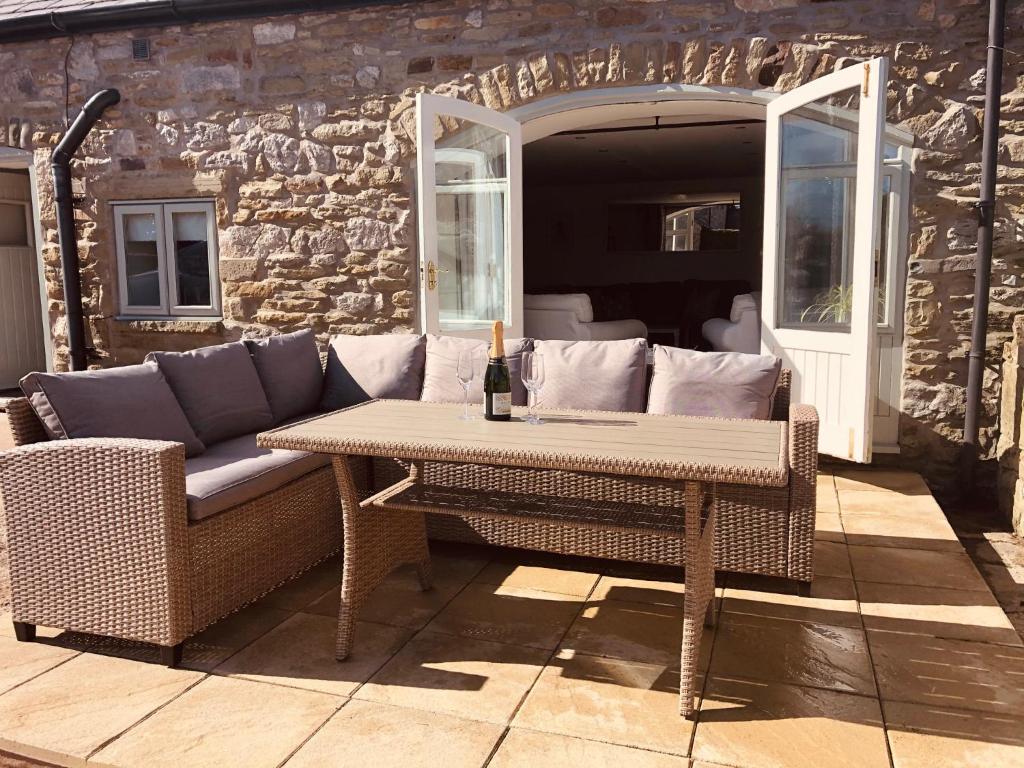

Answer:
[435,120,508,331]
[122,212,161,307]
[778,85,859,330]
[0,202,28,246]
[875,175,892,326]
[170,210,211,307]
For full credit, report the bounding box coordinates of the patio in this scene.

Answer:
[0,465,1022,768]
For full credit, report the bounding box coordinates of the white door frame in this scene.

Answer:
[0,147,52,374]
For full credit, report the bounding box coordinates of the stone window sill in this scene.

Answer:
[113,316,225,333]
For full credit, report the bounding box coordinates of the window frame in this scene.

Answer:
[112,199,220,319]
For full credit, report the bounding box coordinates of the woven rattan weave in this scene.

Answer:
[0,400,344,659]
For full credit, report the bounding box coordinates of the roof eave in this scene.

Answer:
[0,0,407,44]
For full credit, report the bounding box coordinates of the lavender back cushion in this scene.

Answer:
[321,333,426,410]
[646,346,781,420]
[420,334,532,407]
[532,338,647,413]
[20,362,205,457]
[146,342,274,445]
[245,329,324,424]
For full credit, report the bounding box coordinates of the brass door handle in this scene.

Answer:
[425,260,449,291]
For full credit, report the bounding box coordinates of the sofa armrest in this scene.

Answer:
[786,404,819,583]
[0,438,192,646]
[729,294,759,324]
[702,316,760,354]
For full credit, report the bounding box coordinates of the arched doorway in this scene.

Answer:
[414,63,912,461]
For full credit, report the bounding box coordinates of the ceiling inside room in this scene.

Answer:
[524,115,766,185]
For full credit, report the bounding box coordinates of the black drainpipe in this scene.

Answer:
[52,88,121,371]
[962,0,1007,486]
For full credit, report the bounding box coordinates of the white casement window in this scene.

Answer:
[113,199,220,318]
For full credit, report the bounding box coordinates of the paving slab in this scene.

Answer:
[0,653,201,766]
[91,675,340,768]
[285,699,503,768]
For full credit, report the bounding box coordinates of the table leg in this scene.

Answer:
[680,480,717,720]
[332,456,432,660]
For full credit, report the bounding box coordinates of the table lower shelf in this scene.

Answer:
[363,476,692,540]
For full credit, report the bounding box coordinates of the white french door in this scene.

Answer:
[416,93,523,340]
[760,58,888,462]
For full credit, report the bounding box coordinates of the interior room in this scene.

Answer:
[523,114,766,349]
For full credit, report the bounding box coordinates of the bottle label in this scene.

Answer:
[489,392,512,416]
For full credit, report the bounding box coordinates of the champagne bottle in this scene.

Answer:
[483,320,512,421]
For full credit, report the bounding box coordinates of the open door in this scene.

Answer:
[761,58,888,462]
[416,93,523,340]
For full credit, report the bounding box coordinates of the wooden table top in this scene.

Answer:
[258,400,789,487]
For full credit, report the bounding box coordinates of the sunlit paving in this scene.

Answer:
[0,463,1021,767]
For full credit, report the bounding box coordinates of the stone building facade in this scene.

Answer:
[0,0,1022,496]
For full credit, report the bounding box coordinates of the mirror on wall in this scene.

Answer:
[607,194,741,253]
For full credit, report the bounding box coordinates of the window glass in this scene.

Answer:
[0,202,28,246]
[435,120,509,331]
[170,211,211,307]
[778,85,859,330]
[875,175,892,326]
[122,212,162,307]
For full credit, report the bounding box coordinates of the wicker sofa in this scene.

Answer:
[0,332,817,664]
[0,334,347,665]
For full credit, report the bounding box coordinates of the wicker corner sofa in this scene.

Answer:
[0,333,817,665]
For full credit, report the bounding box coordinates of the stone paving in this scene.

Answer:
[0,467,1022,768]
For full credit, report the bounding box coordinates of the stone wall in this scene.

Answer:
[1,0,1023,495]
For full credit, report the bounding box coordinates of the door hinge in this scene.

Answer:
[862,61,870,98]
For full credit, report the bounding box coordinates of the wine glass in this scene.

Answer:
[521,351,544,425]
[456,348,476,420]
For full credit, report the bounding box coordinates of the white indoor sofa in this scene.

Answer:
[524,293,648,341]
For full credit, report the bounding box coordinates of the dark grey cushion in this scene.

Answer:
[245,330,324,425]
[321,333,426,411]
[19,362,205,457]
[146,342,274,446]
[646,346,782,420]
[420,334,533,407]
[533,338,648,413]
[184,427,329,521]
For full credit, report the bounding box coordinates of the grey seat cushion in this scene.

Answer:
[147,341,274,446]
[420,334,533,407]
[533,338,648,413]
[245,329,324,424]
[184,427,330,522]
[646,346,782,420]
[19,362,205,457]
[321,333,426,411]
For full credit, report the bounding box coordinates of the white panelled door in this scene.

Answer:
[0,172,45,389]
[416,93,523,340]
[760,58,888,463]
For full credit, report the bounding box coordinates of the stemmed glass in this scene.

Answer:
[521,351,544,425]
[456,348,477,421]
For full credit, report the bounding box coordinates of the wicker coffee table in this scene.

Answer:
[258,400,789,718]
